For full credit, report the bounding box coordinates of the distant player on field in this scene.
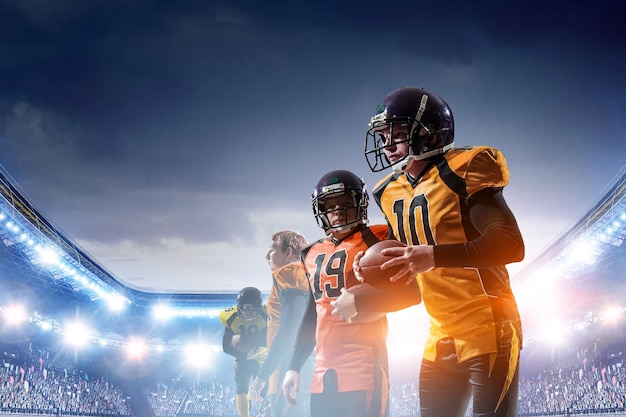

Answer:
[220,287,269,417]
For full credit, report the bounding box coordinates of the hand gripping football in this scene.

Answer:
[346,283,386,323]
[359,240,408,289]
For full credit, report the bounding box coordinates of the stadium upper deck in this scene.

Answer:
[0,165,240,348]
[513,166,626,342]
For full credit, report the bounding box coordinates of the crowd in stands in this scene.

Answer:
[0,342,131,416]
[143,379,268,417]
[389,382,420,417]
[2,323,626,417]
[518,332,626,416]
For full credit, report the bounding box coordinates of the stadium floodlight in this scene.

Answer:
[2,304,27,326]
[106,294,130,312]
[566,237,598,266]
[125,338,148,360]
[63,321,91,348]
[4,220,19,233]
[36,245,61,265]
[153,303,174,321]
[601,306,623,324]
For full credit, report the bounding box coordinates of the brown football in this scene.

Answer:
[359,240,409,289]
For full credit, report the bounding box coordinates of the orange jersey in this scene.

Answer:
[265,262,310,393]
[267,262,310,346]
[301,225,389,393]
[372,146,522,363]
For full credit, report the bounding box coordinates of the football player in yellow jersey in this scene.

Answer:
[248,230,313,417]
[220,286,269,417]
[357,86,525,417]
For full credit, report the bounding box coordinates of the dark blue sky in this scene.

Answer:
[1,0,625,291]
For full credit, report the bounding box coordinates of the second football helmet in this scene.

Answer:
[312,170,368,235]
[237,287,263,323]
[365,86,455,172]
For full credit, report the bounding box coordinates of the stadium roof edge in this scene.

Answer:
[0,163,257,310]
[514,164,626,283]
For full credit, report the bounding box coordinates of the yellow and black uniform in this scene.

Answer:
[373,147,524,417]
[220,304,269,417]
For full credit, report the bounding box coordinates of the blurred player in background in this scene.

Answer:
[361,86,524,417]
[220,286,269,417]
[282,170,421,417]
[249,230,313,417]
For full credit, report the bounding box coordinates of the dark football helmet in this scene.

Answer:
[312,170,368,235]
[237,287,263,323]
[365,86,455,172]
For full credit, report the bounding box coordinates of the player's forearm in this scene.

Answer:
[287,299,316,372]
[222,334,234,355]
[434,227,523,267]
[257,301,306,380]
[257,337,291,380]
[434,190,524,267]
[355,284,421,313]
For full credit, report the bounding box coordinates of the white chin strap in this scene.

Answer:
[391,156,412,172]
[326,219,367,235]
[391,141,455,172]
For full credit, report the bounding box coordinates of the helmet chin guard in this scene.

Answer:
[321,208,364,235]
[393,142,455,172]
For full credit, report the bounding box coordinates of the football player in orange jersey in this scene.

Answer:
[249,230,313,417]
[281,170,421,417]
[357,86,525,417]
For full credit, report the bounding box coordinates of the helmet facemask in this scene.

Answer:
[237,287,262,323]
[239,305,261,323]
[366,117,416,172]
[313,184,368,235]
